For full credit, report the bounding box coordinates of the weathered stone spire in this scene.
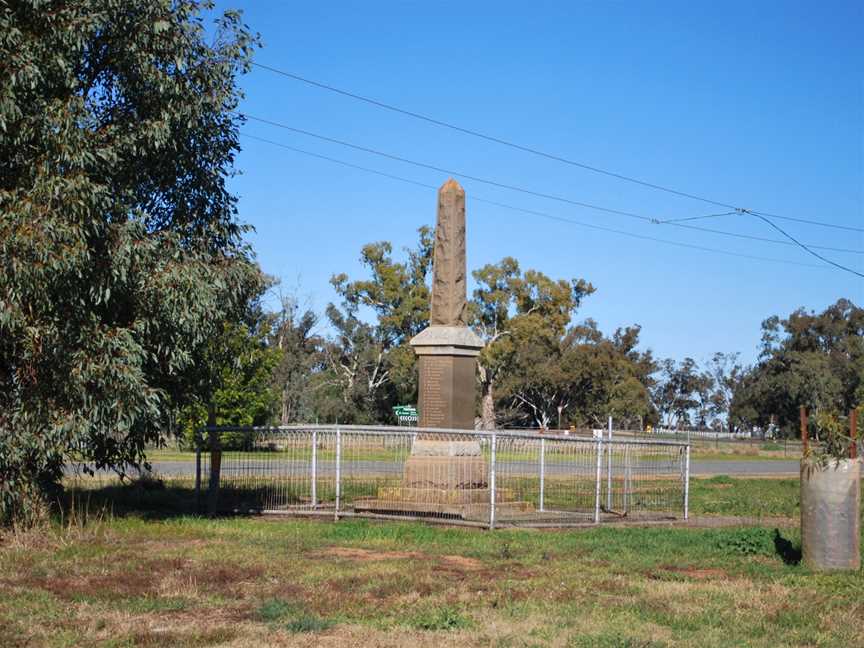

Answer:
[430,178,467,327]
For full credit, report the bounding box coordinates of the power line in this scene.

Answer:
[750,210,864,233]
[240,114,864,259]
[653,212,737,225]
[239,131,830,270]
[742,210,864,278]
[242,113,654,223]
[669,220,863,256]
[250,62,864,234]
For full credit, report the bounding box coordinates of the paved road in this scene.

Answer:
[70,458,801,478]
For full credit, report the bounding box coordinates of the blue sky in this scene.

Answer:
[218,0,862,366]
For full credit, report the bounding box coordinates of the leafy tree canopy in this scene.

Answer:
[732,299,863,434]
[0,0,259,523]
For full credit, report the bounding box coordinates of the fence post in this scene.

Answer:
[800,406,809,454]
[206,427,221,517]
[606,416,613,512]
[311,428,318,508]
[594,437,603,523]
[334,426,341,521]
[539,437,546,513]
[851,409,858,460]
[683,444,691,520]
[194,436,202,514]
[489,432,497,530]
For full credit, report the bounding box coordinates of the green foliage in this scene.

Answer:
[179,315,281,450]
[653,357,714,428]
[805,409,855,466]
[407,605,473,631]
[0,0,259,524]
[270,294,322,424]
[712,528,775,556]
[732,299,862,434]
[471,257,599,428]
[257,598,298,622]
[285,614,334,634]
[320,227,433,423]
[704,474,734,485]
[318,230,657,429]
[255,598,332,633]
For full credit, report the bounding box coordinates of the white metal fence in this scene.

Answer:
[197,425,690,529]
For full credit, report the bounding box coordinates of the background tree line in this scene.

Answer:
[206,229,862,442]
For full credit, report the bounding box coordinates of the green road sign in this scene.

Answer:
[392,405,418,425]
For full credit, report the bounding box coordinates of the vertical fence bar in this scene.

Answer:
[194,441,202,514]
[206,427,221,517]
[311,429,318,508]
[850,409,858,460]
[623,444,630,516]
[489,432,497,530]
[539,437,546,513]
[606,416,613,512]
[683,444,691,520]
[594,438,603,523]
[334,427,341,520]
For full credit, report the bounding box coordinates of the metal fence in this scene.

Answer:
[197,425,690,529]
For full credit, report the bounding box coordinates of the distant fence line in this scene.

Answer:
[196,425,691,530]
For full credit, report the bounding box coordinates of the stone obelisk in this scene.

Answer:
[403,179,485,490]
[411,178,484,429]
[355,180,530,518]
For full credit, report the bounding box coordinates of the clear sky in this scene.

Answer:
[218,0,862,366]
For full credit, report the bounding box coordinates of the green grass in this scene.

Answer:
[1,478,861,647]
[689,476,805,518]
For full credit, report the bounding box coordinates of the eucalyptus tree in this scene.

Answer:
[731,299,862,434]
[470,258,594,428]
[324,227,433,422]
[0,1,259,523]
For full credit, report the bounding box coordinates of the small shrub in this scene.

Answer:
[285,615,333,634]
[713,528,774,556]
[257,598,297,622]
[408,605,472,631]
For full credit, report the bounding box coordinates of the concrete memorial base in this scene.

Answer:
[356,436,534,523]
[403,438,487,489]
[354,487,534,522]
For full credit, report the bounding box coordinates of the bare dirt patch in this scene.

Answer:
[311,547,484,570]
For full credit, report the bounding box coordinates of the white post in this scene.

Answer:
[623,444,630,515]
[311,429,318,508]
[539,438,546,512]
[594,438,603,523]
[489,432,497,530]
[683,444,691,520]
[334,427,341,520]
[606,416,613,512]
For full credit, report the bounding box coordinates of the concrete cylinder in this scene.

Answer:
[800,458,861,571]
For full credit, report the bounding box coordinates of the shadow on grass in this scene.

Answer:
[60,480,203,521]
[773,529,802,565]
[61,477,299,522]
